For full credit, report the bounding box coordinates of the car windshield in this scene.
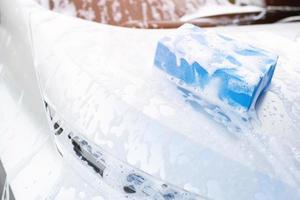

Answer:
[37,0,300,28]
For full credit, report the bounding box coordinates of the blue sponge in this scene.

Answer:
[154,24,277,111]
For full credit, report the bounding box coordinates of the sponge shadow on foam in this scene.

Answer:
[175,85,247,135]
[254,89,268,112]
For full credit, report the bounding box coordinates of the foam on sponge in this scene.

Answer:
[154,24,277,112]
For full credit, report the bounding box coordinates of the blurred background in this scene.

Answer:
[36,0,300,28]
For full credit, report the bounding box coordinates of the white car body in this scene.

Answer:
[1,0,300,199]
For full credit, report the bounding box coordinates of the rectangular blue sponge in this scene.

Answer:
[154,24,278,111]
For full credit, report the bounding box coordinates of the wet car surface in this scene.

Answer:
[1,0,300,199]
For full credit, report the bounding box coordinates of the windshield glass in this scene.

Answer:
[36,0,300,28]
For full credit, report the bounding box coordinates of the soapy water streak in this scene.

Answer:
[44,101,209,200]
[1,179,11,200]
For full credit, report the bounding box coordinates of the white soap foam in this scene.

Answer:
[162,23,275,86]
